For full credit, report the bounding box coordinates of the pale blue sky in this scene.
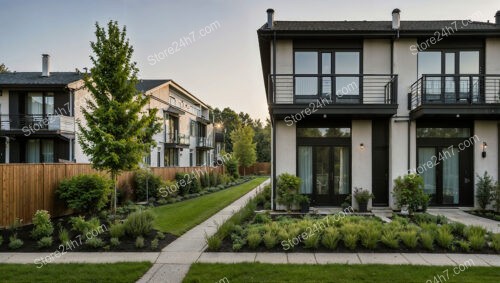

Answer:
[1,0,499,120]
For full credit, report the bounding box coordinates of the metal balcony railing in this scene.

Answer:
[196,136,213,148]
[165,132,190,145]
[0,114,75,132]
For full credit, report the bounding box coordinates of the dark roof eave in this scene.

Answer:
[257,29,500,38]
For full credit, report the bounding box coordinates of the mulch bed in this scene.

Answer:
[465,210,500,222]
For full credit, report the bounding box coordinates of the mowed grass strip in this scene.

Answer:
[183,263,500,283]
[0,262,152,283]
[152,177,268,236]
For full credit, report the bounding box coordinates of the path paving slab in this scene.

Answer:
[427,209,500,233]
[156,252,201,264]
[0,253,13,263]
[163,239,206,252]
[4,252,159,264]
[137,264,191,283]
[476,254,500,266]
[446,254,491,266]
[198,252,256,263]
[287,253,317,264]
[418,253,456,266]
[401,253,431,265]
[314,253,361,264]
[255,253,288,264]
[358,253,409,265]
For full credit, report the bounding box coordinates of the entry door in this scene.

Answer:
[313,146,350,206]
[418,146,472,205]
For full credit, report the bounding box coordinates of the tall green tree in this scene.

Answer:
[212,107,242,152]
[230,126,257,175]
[78,21,161,212]
[254,119,271,162]
[0,63,9,73]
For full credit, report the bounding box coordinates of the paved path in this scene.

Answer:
[428,209,500,233]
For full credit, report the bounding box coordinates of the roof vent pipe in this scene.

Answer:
[496,10,500,24]
[42,54,50,77]
[267,8,275,29]
[392,8,401,30]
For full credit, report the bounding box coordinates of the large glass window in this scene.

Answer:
[335,52,360,96]
[298,146,313,194]
[295,51,318,96]
[44,93,54,115]
[27,93,43,115]
[165,148,179,166]
[333,147,350,195]
[418,147,437,198]
[297,127,351,138]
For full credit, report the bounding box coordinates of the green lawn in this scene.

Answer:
[183,263,500,283]
[0,262,152,283]
[152,177,268,236]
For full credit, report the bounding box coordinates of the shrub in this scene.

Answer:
[57,174,113,215]
[469,234,485,251]
[210,171,218,187]
[392,174,430,214]
[8,235,23,250]
[277,229,290,243]
[247,232,261,249]
[151,238,159,250]
[457,240,470,252]
[263,232,277,249]
[399,230,419,249]
[449,222,466,237]
[70,216,101,235]
[175,173,191,196]
[110,237,120,247]
[420,231,434,251]
[381,229,399,249]
[205,234,222,251]
[341,224,360,250]
[493,182,500,213]
[37,236,53,249]
[85,237,104,249]
[133,169,163,201]
[360,223,381,249]
[464,225,487,240]
[353,188,374,206]
[276,173,302,211]
[124,210,155,237]
[192,177,202,193]
[225,154,239,179]
[491,233,500,252]
[436,226,454,249]
[475,172,494,210]
[321,227,341,250]
[31,210,54,240]
[253,213,271,224]
[135,236,145,248]
[0,235,3,246]
[58,228,70,245]
[109,222,126,239]
[156,232,166,240]
[304,233,320,249]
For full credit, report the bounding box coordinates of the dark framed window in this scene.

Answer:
[297,127,351,138]
[165,148,179,166]
[416,128,471,138]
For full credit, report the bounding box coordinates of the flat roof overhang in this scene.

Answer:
[410,104,500,120]
[270,104,398,119]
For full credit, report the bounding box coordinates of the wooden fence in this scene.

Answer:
[239,162,271,176]
[0,164,221,227]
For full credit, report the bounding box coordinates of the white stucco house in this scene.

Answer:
[258,9,500,210]
[0,55,214,167]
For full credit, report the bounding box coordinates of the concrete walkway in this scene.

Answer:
[428,208,500,233]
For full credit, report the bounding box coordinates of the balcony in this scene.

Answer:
[196,136,213,149]
[0,114,75,134]
[267,74,398,118]
[409,74,500,119]
[165,132,190,147]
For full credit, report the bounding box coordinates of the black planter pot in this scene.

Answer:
[300,202,310,213]
[358,202,368,212]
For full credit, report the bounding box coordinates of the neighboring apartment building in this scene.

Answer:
[258,9,500,210]
[0,55,214,167]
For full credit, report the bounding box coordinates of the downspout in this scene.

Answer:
[272,30,277,210]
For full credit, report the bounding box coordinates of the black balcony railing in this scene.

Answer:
[0,114,75,132]
[409,74,500,110]
[268,74,398,105]
[165,132,189,145]
[196,136,213,148]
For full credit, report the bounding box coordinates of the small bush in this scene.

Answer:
[37,236,53,249]
[304,233,320,249]
[469,234,485,251]
[151,238,159,250]
[420,231,434,251]
[360,223,381,249]
[31,210,54,240]
[85,237,104,249]
[110,237,120,247]
[210,171,218,187]
[399,230,419,249]
[475,172,494,210]
[156,232,166,240]
[109,222,126,239]
[381,229,399,249]
[175,173,191,196]
[464,225,487,240]
[57,174,113,215]
[58,228,70,245]
[392,174,430,214]
[321,227,341,250]
[341,224,360,250]
[225,154,239,179]
[457,240,470,252]
[192,177,202,193]
[247,232,261,249]
[253,213,271,224]
[124,210,155,237]
[491,233,500,252]
[449,222,466,237]
[133,169,164,201]
[135,236,145,248]
[205,234,222,251]
[8,235,23,250]
[276,173,302,211]
[70,216,101,235]
[263,232,277,249]
[436,226,454,249]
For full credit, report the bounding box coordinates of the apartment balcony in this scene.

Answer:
[409,74,500,119]
[164,132,190,148]
[196,136,213,149]
[267,74,398,118]
[0,114,75,137]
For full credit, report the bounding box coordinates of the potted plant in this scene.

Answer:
[353,187,374,212]
[296,195,310,213]
[276,173,302,212]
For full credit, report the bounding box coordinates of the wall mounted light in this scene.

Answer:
[482,142,488,158]
[360,143,365,150]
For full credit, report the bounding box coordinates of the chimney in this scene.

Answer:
[392,8,401,30]
[42,54,50,77]
[266,8,275,29]
[496,10,500,24]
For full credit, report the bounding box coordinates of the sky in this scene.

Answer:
[1,0,499,121]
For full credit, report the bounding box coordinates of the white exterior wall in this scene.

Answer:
[351,120,372,209]
[474,121,498,208]
[272,40,293,104]
[72,81,91,163]
[486,38,500,102]
[274,120,296,210]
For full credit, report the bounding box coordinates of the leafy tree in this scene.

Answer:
[78,21,161,213]
[0,63,9,73]
[212,107,242,152]
[254,119,271,162]
[475,171,494,210]
[230,126,257,175]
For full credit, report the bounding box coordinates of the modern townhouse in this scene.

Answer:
[0,54,214,167]
[258,9,500,210]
